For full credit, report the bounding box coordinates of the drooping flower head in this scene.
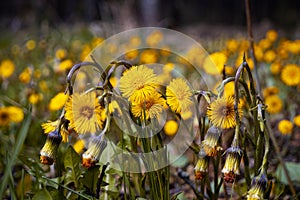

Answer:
[119,65,158,104]
[222,146,243,183]
[246,174,268,200]
[40,130,62,165]
[166,78,193,114]
[194,148,209,181]
[65,92,106,134]
[207,96,242,129]
[202,126,223,156]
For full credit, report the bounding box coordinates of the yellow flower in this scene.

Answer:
[29,93,41,104]
[0,59,15,79]
[254,45,264,62]
[139,49,158,64]
[131,91,166,120]
[265,95,282,114]
[40,130,62,165]
[19,67,32,84]
[224,81,235,98]
[129,36,141,47]
[246,174,268,200]
[108,100,122,115]
[58,59,73,72]
[266,30,278,42]
[65,92,105,134]
[48,92,68,111]
[194,149,209,181]
[294,115,300,127]
[262,86,279,98]
[235,53,254,70]
[203,52,227,75]
[146,30,163,46]
[270,62,281,75]
[125,50,139,60]
[264,50,276,63]
[41,120,69,143]
[258,38,271,50]
[55,48,67,60]
[278,120,293,135]
[26,40,36,51]
[226,39,239,53]
[281,64,300,86]
[222,146,243,183]
[166,78,193,114]
[207,96,242,129]
[7,106,24,123]
[119,65,158,103]
[0,106,24,125]
[91,37,104,48]
[164,120,178,136]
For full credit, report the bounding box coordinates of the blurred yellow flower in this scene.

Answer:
[91,37,104,48]
[164,120,178,136]
[203,52,227,75]
[131,91,166,120]
[265,95,282,114]
[226,39,239,53]
[109,76,118,88]
[55,48,67,60]
[207,96,242,129]
[235,53,254,70]
[146,30,163,46]
[29,93,42,104]
[119,65,158,104]
[258,38,272,50]
[293,115,300,127]
[58,59,73,72]
[224,81,235,98]
[266,30,278,42]
[26,40,36,51]
[48,92,68,111]
[125,50,139,60]
[65,92,105,134]
[0,106,24,126]
[19,67,32,84]
[254,45,264,62]
[80,45,92,61]
[0,59,15,79]
[286,40,300,54]
[280,64,300,86]
[278,120,293,135]
[262,86,279,98]
[39,80,49,92]
[264,50,276,63]
[129,36,141,47]
[140,49,158,64]
[270,62,281,75]
[166,78,193,114]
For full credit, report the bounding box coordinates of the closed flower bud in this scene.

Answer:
[247,174,268,200]
[40,130,62,165]
[82,134,107,168]
[194,149,209,181]
[202,126,223,156]
[222,146,243,183]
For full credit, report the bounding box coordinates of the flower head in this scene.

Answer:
[40,130,62,165]
[280,64,300,86]
[294,115,300,127]
[222,146,243,183]
[265,95,282,114]
[202,126,222,156]
[119,65,158,104]
[203,52,227,75]
[82,134,107,168]
[207,96,242,129]
[48,92,68,111]
[164,120,178,136]
[194,149,209,181]
[246,174,268,200]
[0,59,15,79]
[262,86,279,98]
[278,119,293,135]
[131,91,166,121]
[65,92,106,134]
[166,78,193,114]
[0,106,24,126]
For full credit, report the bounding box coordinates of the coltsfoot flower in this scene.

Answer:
[246,174,268,200]
[222,146,243,183]
[40,130,62,165]
[202,126,223,156]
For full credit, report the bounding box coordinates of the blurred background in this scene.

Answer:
[1,0,300,39]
